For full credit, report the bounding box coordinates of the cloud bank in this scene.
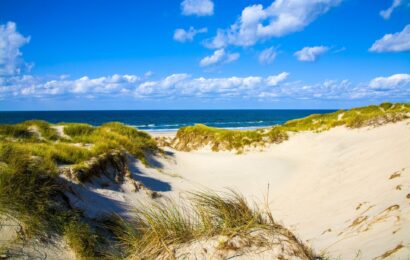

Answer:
[2,72,409,102]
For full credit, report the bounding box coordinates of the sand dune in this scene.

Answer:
[2,120,408,258]
[146,120,410,258]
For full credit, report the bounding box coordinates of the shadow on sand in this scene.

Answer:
[127,155,172,192]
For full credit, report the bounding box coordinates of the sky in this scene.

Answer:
[0,0,409,110]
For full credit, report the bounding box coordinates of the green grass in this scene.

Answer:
[114,190,315,259]
[174,124,288,152]
[0,124,33,139]
[63,123,95,137]
[174,102,410,152]
[22,120,59,140]
[284,102,410,132]
[63,220,100,259]
[0,121,160,258]
[0,143,62,237]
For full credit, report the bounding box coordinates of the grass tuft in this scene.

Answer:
[63,220,100,259]
[114,190,315,259]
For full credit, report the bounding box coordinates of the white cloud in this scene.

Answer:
[294,46,329,62]
[206,0,341,48]
[0,74,142,98]
[2,72,410,102]
[0,22,30,76]
[265,72,289,86]
[199,49,240,67]
[181,0,214,16]
[173,27,207,42]
[380,0,402,19]
[369,73,410,90]
[259,47,277,64]
[369,24,410,52]
[134,72,289,98]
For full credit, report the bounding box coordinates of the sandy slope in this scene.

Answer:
[147,120,410,259]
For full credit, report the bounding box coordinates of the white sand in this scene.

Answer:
[2,121,409,258]
[146,120,410,259]
[148,131,177,138]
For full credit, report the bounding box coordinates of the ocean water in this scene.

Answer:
[0,110,335,132]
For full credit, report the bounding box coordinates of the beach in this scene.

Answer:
[1,106,410,259]
[143,119,410,258]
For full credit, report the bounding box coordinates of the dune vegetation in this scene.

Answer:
[1,102,408,258]
[0,121,159,258]
[113,190,316,259]
[174,102,410,152]
[0,119,318,259]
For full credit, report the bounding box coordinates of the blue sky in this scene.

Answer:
[0,0,409,110]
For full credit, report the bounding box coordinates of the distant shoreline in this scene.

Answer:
[0,109,336,130]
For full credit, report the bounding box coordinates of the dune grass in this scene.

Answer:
[63,220,100,259]
[174,102,410,152]
[63,123,95,137]
[22,120,60,140]
[283,102,409,131]
[0,143,61,237]
[0,121,161,258]
[174,124,288,152]
[0,124,33,139]
[114,190,316,259]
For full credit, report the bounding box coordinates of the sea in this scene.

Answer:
[0,110,336,132]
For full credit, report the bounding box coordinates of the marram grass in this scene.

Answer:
[174,102,410,152]
[0,122,160,258]
[113,190,316,259]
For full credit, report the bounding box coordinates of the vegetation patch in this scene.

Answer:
[113,190,316,259]
[174,124,288,152]
[0,121,160,258]
[174,103,410,152]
